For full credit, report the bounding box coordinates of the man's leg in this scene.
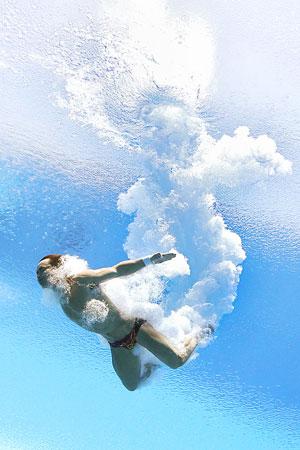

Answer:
[110,346,142,391]
[137,322,198,369]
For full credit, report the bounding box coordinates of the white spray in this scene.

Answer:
[36,0,292,373]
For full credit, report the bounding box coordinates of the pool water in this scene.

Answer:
[1,1,300,449]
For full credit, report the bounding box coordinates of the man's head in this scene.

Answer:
[36,254,63,288]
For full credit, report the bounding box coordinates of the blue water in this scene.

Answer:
[1,1,300,449]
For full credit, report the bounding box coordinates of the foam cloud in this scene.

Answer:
[174,126,292,188]
[32,0,214,147]
[105,105,291,372]
[35,0,292,377]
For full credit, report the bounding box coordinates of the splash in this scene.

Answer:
[30,0,214,147]
[82,299,109,326]
[35,0,291,370]
[104,110,291,346]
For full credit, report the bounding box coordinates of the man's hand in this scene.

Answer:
[150,252,176,264]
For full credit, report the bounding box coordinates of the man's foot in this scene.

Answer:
[184,335,198,348]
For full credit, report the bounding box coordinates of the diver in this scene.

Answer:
[36,252,204,391]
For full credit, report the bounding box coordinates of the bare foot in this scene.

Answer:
[183,336,198,356]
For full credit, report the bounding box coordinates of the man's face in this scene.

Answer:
[36,258,52,287]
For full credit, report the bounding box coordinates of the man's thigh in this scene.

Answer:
[137,322,180,367]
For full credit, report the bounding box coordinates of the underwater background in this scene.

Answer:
[0,0,300,448]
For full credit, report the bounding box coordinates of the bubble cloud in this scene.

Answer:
[35,0,292,374]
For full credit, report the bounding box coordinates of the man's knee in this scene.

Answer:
[122,379,139,391]
[168,354,184,369]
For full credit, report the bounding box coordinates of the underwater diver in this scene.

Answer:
[36,252,203,391]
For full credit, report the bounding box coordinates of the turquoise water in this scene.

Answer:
[1,1,300,449]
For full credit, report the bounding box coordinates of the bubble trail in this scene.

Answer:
[36,0,292,371]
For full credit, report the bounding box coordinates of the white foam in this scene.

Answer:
[34,0,291,379]
[43,255,88,303]
[82,299,109,325]
[108,108,291,369]
[30,0,214,147]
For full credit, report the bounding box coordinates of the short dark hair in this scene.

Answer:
[38,254,63,266]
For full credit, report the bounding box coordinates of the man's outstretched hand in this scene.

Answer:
[150,252,176,264]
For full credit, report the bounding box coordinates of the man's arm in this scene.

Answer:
[71,252,176,285]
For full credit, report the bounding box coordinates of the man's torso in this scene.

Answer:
[60,282,135,342]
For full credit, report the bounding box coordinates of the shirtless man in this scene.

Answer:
[36,252,199,391]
